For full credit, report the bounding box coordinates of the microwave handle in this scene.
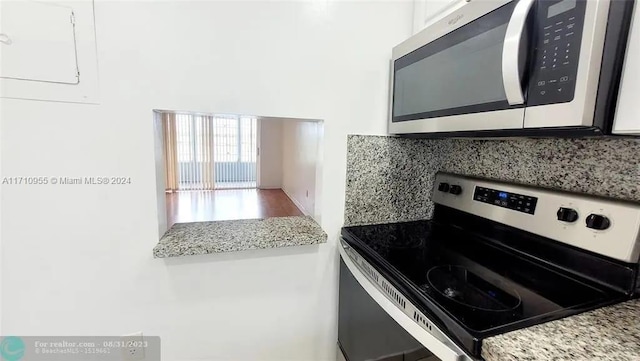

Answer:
[502,0,535,105]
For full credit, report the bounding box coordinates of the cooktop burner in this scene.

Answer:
[425,265,522,314]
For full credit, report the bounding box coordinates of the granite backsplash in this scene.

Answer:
[344,135,640,226]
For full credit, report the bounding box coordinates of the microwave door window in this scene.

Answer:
[393,3,518,122]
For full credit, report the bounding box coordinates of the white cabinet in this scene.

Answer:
[412,0,459,34]
[613,4,640,135]
[0,1,79,84]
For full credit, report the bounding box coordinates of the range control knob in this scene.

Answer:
[438,182,450,192]
[557,207,579,223]
[449,185,462,195]
[586,214,610,230]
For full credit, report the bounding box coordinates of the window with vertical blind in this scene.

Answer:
[162,112,257,191]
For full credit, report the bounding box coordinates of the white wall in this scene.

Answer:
[258,118,283,189]
[0,7,3,333]
[282,120,321,218]
[0,1,413,360]
[153,111,168,236]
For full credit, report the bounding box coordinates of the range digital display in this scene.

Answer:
[474,187,538,214]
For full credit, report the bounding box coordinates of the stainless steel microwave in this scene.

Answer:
[389,0,635,137]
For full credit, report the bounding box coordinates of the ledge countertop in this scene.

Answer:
[153,216,327,258]
[482,299,640,361]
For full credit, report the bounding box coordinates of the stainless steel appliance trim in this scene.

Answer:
[392,0,513,60]
[387,59,395,133]
[339,241,472,361]
[524,0,611,128]
[432,173,640,263]
[423,0,474,30]
[388,108,524,134]
[388,0,524,135]
[502,0,535,105]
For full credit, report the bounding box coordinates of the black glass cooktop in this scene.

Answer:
[341,217,628,356]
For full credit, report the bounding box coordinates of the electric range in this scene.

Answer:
[338,173,640,361]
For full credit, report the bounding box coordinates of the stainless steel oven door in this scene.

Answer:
[338,241,472,361]
[389,0,531,135]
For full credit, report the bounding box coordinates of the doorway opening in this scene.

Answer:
[156,111,321,228]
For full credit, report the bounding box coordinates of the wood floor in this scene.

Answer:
[166,188,304,226]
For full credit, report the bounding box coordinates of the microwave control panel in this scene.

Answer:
[527,0,587,106]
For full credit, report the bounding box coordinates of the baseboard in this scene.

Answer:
[281,188,310,216]
[257,186,282,190]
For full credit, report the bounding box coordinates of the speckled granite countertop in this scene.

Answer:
[153,216,327,258]
[482,299,640,361]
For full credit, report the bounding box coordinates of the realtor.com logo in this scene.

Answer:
[0,337,25,361]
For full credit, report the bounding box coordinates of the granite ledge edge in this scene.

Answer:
[152,217,328,259]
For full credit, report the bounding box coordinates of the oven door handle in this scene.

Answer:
[338,244,466,361]
[502,0,535,105]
